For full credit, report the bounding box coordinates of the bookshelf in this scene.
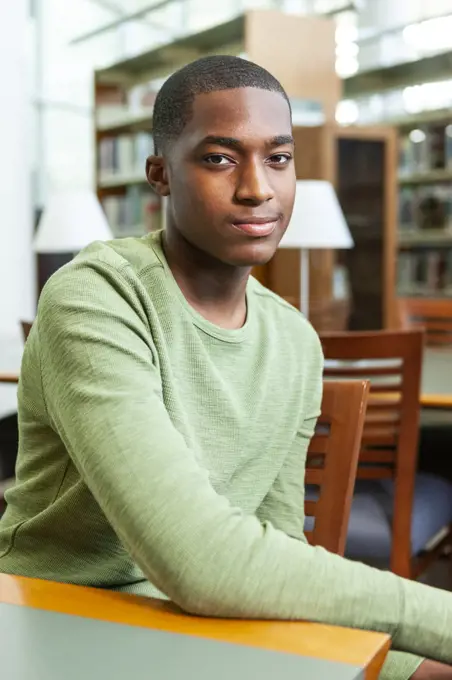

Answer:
[399,169,452,186]
[397,114,452,299]
[344,49,452,101]
[344,51,452,303]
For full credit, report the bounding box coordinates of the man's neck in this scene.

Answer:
[162,229,251,330]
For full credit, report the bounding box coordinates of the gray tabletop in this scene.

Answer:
[0,603,364,680]
[422,348,452,397]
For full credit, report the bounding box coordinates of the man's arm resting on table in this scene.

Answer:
[255,435,428,680]
[37,259,452,668]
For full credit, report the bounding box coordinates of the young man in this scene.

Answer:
[0,56,451,679]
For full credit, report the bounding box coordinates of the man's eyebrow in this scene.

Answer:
[199,134,295,149]
[270,134,294,147]
[200,136,243,150]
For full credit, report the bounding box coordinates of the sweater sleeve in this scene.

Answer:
[256,319,322,541]
[380,652,423,680]
[254,349,426,680]
[255,413,318,541]
[37,260,452,666]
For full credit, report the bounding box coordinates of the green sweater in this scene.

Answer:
[0,232,451,679]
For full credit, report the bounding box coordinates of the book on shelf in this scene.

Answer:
[96,81,158,129]
[98,132,153,179]
[417,185,452,230]
[399,132,428,175]
[398,187,417,230]
[399,123,452,176]
[398,249,452,296]
[398,183,452,232]
[102,187,162,238]
[446,124,452,169]
[127,83,158,110]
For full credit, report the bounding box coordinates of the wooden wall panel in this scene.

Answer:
[246,11,341,121]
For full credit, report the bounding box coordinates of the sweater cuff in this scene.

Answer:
[379,651,424,680]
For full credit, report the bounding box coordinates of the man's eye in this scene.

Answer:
[204,154,233,166]
[269,154,292,165]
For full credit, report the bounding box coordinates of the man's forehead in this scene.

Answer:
[182,87,292,143]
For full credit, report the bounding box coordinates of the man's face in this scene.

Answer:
[152,87,296,267]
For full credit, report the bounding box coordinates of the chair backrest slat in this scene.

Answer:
[305,379,369,556]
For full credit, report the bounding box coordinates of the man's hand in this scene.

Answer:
[412,661,452,679]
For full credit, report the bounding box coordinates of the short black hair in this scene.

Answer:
[153,55,291,154]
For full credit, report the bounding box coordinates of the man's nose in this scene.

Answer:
[234,160,274,204]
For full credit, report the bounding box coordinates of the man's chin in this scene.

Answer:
[223,240,279,268]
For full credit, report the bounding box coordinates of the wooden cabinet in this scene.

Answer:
[263,124,398,331]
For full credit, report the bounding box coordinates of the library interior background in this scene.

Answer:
[3,1,452,564]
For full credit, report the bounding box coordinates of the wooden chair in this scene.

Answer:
[304,379,370,556]
[320,329,452,578]
[20,320,33,342]
[0,320,32,386]
[399,298,452,346]
[0,320,32,511]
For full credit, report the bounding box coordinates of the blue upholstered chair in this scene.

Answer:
[318,329,452,579]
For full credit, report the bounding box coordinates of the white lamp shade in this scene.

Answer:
[33,191,114,253]
[279,180,353,249]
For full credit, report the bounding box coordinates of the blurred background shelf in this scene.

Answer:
[398,231,452,247]
[344,49,452,98]
[96,108,154,134]
[98,173,148,189]
[96,15,246,85]
[399,169,452,185]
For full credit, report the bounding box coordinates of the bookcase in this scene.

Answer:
[344,47,452,303]
[93,10,339,239]
[397,115,452,299]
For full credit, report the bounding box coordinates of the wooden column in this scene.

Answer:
[266,125,337,313]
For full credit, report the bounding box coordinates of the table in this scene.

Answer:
[421,348,452,409]
[0,574,389,679]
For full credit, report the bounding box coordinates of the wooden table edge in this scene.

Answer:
[0,574,390,678]
[420,393,452,409]
[372,391,452,410]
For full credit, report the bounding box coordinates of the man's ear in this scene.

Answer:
[146,155,170,197]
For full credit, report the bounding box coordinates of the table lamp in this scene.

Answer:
[279,180,353,318]
[33,190,113,254]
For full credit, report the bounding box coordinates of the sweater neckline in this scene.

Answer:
[148,231,254,344]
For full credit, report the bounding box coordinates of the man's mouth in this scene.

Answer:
[231,216,280,238]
